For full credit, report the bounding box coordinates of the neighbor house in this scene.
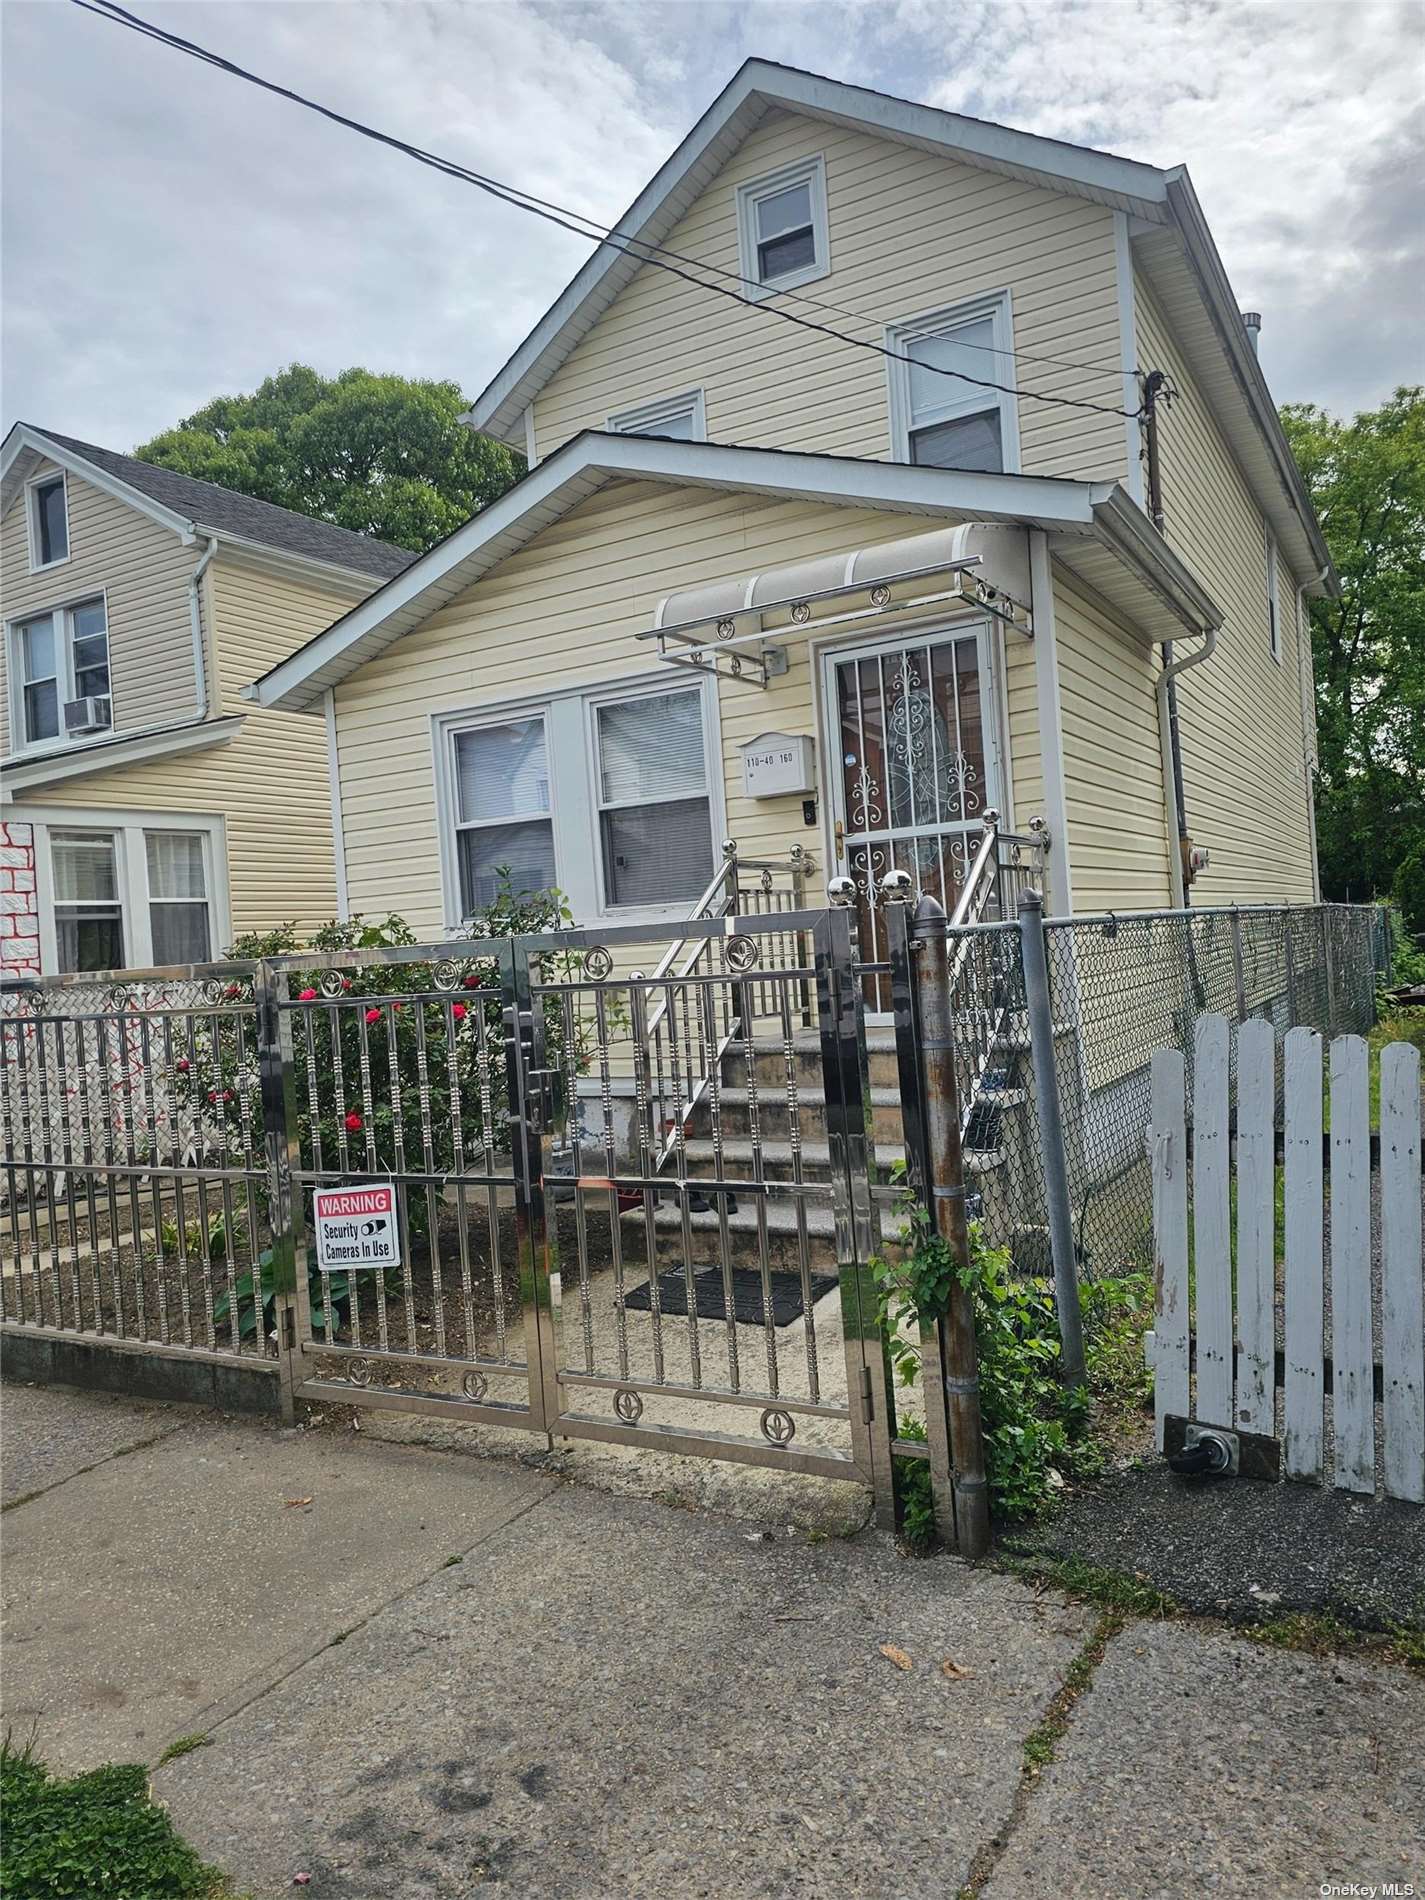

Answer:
[248,61,1331,996]
[0,426,413,977]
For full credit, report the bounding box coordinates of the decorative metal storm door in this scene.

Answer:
[824,627,997,1013]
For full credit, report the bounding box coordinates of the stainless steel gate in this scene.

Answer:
[269,909,893,1499]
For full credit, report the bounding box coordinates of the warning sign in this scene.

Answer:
[312,1182,400,1272]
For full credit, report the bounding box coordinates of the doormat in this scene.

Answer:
[623,1266,838,1327]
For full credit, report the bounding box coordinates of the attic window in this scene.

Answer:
[28,473,70,570]
[736,156,829,300]
[608,389,706,441]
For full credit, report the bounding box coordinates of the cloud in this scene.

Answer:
[2,0,1419,449]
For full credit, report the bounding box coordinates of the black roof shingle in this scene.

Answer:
[28,428,417,581]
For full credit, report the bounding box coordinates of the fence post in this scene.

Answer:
[1231,906,1248,1021]
[1321,907,1336,1033]
[1017,888,1087,1390]
[907,891,991,1558]
[1284,912,1299,1025]
[256,959,298,1424]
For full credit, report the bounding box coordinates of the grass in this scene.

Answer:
[1021,1610,1121,1771]
[1,1735,248,1898]
[998,1552,1179,1620]
[157,1733,213,1766]
[1322,1010,1425,1133]
[1243,1610,1425,1671]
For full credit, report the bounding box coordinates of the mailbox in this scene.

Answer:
[741,732,817,799]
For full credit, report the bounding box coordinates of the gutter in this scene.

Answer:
[1157,628,1219,906]
[187,532,219,719]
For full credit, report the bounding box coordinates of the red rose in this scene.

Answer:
[207,1090,218,1104]
[176,1058,190,1073]
[462,974,481,990]
[344,1112,363,1133]
[223,1089,234,1103]
[224,983,242,1000]
[365,1008,382,1026]
[451,1003,467,1021]
[298,988,317,1001]
[340,977,352,992]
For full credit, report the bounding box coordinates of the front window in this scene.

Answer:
[887,294,1018,474]
[51,832,124,973]
[146,831,211,963]
[736,156,830,299]
[453,714,556,914]
[30,475,69,568]
[594,689,714,907]
[12,597,110,748]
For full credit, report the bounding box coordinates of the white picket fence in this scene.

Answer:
[1149,1015,1424,1502]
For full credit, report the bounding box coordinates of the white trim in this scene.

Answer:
[735,153,831,302]
[608,387,708,442]
[428,667,724,931]
[466,60,1170,444]
[24,467,71,574]
[1028,531,1074,915]
[3,713,244,794]
[522,404,539,469]
[251,432,1135,712]
[324,689,349,921]
[884,288,1020,473]
[1113,210,1146,508]
[22,805,230,975]
[6,585,113,757]
[1265,527,1283,665]
[206,535,390,594]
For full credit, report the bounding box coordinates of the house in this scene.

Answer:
[248,60,1332,982]
[0,425,413,976]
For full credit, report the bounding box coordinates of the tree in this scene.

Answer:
[135,365,523,553]
[1280,387,1425,921]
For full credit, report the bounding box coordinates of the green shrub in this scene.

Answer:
[1391,849,1425,940]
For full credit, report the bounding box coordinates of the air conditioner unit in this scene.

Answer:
[63,695,111,735]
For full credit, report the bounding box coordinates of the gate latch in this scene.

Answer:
[525,1068,561,1134]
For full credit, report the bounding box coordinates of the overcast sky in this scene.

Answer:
[3,0,1421,452]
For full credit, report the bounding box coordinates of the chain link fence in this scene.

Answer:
[945,903,1390,1281]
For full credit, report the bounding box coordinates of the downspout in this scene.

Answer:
[188,531,219,719]
[1299,566,1329,901]
[1157,631,1218,908]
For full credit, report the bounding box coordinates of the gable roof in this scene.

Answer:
[467,59,1331,590]
[250,430,1222,715]
[1,424,416,582]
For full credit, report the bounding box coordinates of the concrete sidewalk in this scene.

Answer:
[3,1381,1422,1899]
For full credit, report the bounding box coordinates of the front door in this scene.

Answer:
[823,626,995,1012]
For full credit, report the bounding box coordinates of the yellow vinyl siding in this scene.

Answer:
[12,551,376,944]
[1054,572,1174,912]
[1134,275,1315,901]
[532,109,1127,484]
[1,462,197,751]
[331,479,1039,933]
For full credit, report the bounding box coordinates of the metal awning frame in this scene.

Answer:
[638,554,1035,686]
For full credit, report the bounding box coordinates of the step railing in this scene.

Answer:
[645,842,812,1168]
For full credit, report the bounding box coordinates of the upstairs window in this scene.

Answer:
[594,688,714,908]
[886,292,1020,474]
[1265,530,1283,664]
[453,714,556,914]
[10,598,111,748]
[609,389,706,441]
[736,155,830,300]
[28,473,69,569]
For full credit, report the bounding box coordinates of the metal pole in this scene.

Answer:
[1017,888,1087,1390]
[1231,906,1248,1021]
[910,891,991,1559]
[255,959,298,1424]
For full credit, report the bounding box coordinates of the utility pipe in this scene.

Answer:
[187,530,219,720]
[1157,625,1219,907]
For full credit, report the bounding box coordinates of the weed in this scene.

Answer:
[442,1554,463,1569]
[1243,1610,1425,1670]
[999,1552,1179,1620]
[1021,1610,1121,1771]
[893,1419,937,1554]
[157,1733,212,1766]
[1,1737,238,1897]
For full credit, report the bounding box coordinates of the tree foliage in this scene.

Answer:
[134,364,523,552]
[1280,387,1425,922]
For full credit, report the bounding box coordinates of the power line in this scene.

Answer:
[71,0,1143,423]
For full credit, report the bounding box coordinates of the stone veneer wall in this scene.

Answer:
[0,820,41,976]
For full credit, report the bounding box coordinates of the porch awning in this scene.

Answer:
[640,523,1035,685]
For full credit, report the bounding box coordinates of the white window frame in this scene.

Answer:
[6,588,112,756]
[735,154,830,302]
[25,469,71,574]
[583,680,718,915]
[144,829,217,967]
[431,672,724,931]
[446,705,557,920]
[29,808,228,975]
[885,289,1021,475]
[1265,529,1283,665]
[608,388,707,441]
